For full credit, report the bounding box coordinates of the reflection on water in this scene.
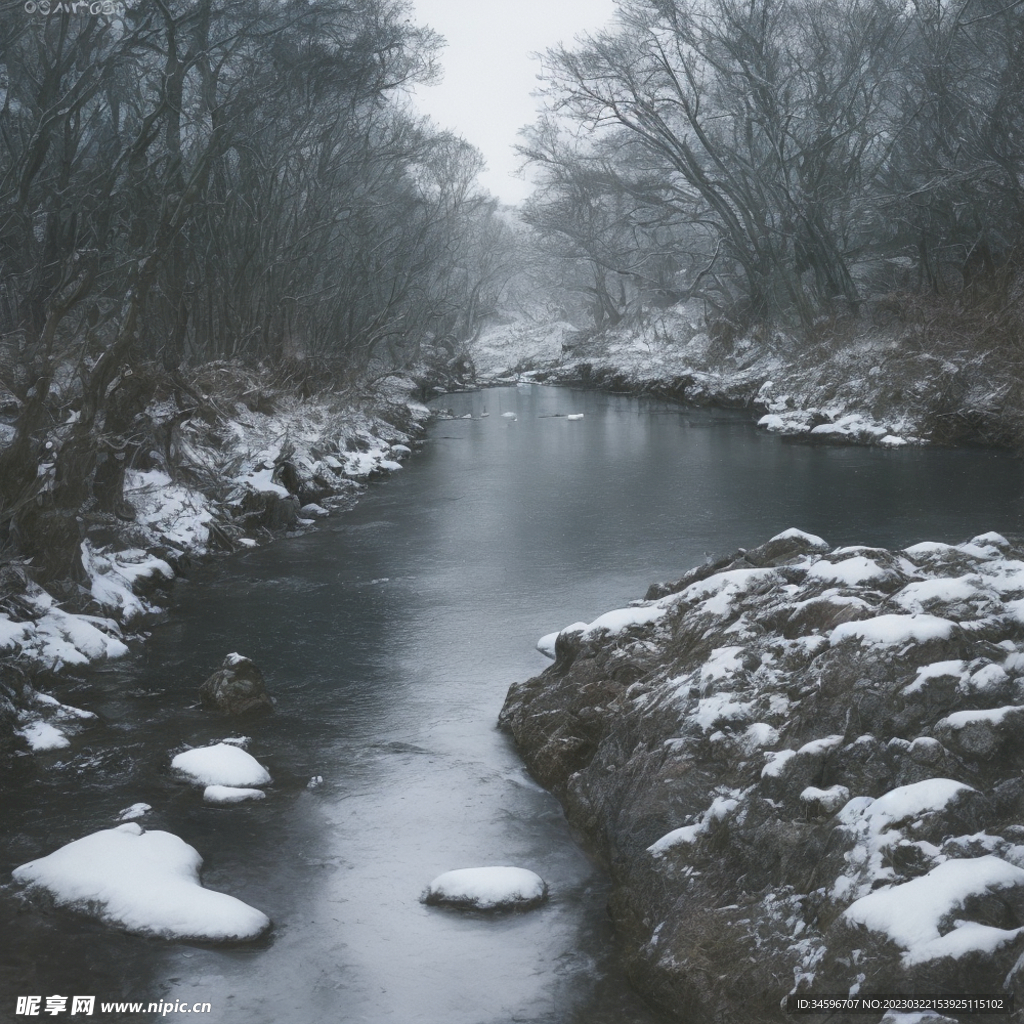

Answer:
[2,386,1022,1023]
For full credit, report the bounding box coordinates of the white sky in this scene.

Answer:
[409,0,618,206]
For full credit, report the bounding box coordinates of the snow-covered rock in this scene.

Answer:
[203,785,267,805]
[500,530,1024,1021]
[171,743,271,788]
[423,866,548,911]
[16,720,70,751]
[12,823,271,941]
[116,803,151,821]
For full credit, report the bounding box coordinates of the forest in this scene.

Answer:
[521,0,1024,333]
[3,0,1024,580]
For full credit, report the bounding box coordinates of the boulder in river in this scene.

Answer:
[198,653,273,715]
[422,866,548,911]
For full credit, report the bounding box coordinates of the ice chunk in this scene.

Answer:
[117,803,151,822]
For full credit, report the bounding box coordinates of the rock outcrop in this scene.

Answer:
[501,529,1024,1023]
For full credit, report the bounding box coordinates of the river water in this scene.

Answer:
[3,384,1023,1023]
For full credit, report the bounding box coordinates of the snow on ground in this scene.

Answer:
[423,866,548,910]
[171,744,271,788]
[13,823,271,941]
[471,320,574,376]
[81,543,173,621]
[126,470,213,552]
[470,304,989,451]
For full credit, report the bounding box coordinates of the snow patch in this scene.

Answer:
[844,856,1024,965]
[829,614,954,648]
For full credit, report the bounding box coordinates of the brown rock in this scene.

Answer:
[198,654,274,715]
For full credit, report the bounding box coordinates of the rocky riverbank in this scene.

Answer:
[472,302,1024,449]
[0,369,429,767]
[500,528,1024,1024]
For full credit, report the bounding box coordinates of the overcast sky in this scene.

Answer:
[409,0,618,205]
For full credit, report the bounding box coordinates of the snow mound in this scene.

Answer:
[423,866,548,911]
[171,744,271,788]
[843,778,976,833]
[12,823,271,941]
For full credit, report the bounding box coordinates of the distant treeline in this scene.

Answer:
[0,0,512,377]
[520,0,1024,330]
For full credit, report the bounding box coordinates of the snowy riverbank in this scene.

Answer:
[471,304,1024,450]
[501,528,1024,1023]
[0,372,429,763]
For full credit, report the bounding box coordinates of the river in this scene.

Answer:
[2,384,1022,1023]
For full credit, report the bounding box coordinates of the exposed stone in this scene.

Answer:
[198,653,273,716]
